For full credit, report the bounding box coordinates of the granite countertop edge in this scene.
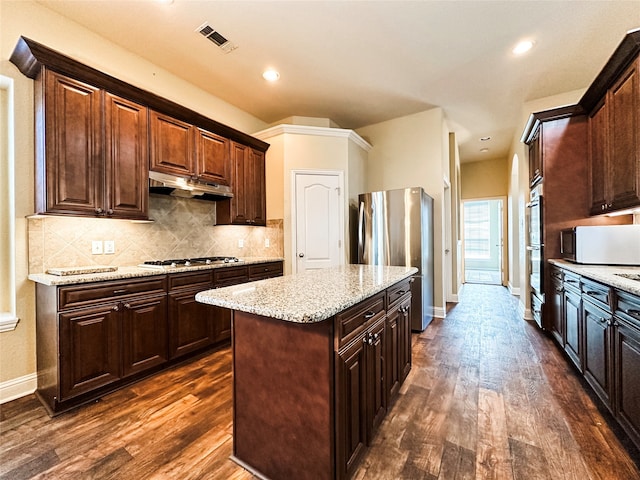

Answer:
[549,259,640,296]
[28,257,284,286]
[196,265,418,324]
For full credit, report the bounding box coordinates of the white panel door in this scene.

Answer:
[294,172,343,273]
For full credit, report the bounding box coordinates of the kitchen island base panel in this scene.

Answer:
[233,310,334,480]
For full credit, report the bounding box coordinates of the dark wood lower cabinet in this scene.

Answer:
[59,303,121,401]
[35,261,283,415]
[582,299,613,408]
[564,286,583,370]
[614,316,640,447]
[549,278,565,346]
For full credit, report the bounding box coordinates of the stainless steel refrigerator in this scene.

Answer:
[357,187,434,331]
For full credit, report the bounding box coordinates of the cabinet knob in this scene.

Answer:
[112,304,119,311]
[107,209,114,215]
[298,253,305,258]
[95,207,103,215]
[123,303,131,309]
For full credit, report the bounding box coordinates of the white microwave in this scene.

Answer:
[560,225,640,265]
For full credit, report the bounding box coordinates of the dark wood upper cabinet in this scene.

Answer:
[41,70,103,216]
[39,70,148,219]
[588,99,609,215]
[105,93,149,219]
[217,142,266,226]
[528,125,542,187]
[196,128,231,186]
[149,111,194,177]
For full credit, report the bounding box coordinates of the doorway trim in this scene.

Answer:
[290,169,345,274]
[461,195,507,286]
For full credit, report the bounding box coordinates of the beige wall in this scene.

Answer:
[255,125,369,274]
[357,108,451,318]
[461,157,509,199]
[0,0,268,394]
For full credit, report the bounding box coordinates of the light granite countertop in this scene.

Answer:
[549,259,640,296]
[28,257,284,286]
[195,264,418,323]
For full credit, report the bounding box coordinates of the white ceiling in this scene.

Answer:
[36,0,640,163]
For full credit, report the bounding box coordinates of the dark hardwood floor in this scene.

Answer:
[2,284,639,479]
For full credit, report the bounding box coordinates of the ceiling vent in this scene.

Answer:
[196,22,237,53]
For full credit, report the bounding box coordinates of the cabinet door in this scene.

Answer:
[399,298,412,382]
[168,287,215,359]
[588,99,609,215]
[248,148,267,226]
[229,142,250,224]
[149,111,194,177]
[195,128,230,186]
[43,70,102,216]
[368,317,387,438]
[528,126,542,187]
[105,93,149,219]
[609,58,640,211]
[336,335,368,480]
[583,300,613,408]
[385,306,400,401]
[564,288,582,370]
[549,279,565,346]
[121,295,168,377]
[614,318,640,447]
[59,304,120,400]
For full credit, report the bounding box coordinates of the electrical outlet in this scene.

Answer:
[91,240,103,255]
[264,238,270,247]
[104,240,115,254]
[238,238,244,248]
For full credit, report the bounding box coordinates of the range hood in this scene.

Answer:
[149,171,232,200]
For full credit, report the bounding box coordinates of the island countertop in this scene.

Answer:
[195,264,418,323]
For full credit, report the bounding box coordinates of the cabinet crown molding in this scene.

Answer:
[9,36,269,153]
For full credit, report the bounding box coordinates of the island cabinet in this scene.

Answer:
[37,69,149,219]
[221,269,415,480]
[217,142,266,226]
[35,276,167,415]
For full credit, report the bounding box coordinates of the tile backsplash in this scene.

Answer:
[28,194,284,273]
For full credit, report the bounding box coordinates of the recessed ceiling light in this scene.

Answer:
[480,136,491,142]
[513,40,534,55]
[155,0,174,4]
[480,148,489,153]
[262,69,280,82]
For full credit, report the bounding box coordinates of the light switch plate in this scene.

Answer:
[264,238,270,247]
[91,240,103,255]
[238,239,244,248]
[104,240,115,254]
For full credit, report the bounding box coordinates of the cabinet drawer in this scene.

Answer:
[214,266,248,285]
[168,271,212,291]
[336,292,385,349]
[616,290,640,328]
[249,262,283,280]
[563,272,581,292]
[581,278,612,312]
[387,279,412,309]
[59,276,167,310]
[549,266,563,283]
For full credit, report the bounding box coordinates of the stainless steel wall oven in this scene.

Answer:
[527,184,544,327]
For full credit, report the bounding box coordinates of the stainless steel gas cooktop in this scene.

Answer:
[138,256,242,269]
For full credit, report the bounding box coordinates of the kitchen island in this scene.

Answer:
[196,264,417,480]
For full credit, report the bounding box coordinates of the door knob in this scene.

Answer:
[299,253,304,258]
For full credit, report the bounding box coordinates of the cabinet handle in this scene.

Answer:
[586,291,602,296]
[123,303,131,309]
[624,308,640,318]
[396,290,406,296]
[363,311,376,320]
[112,304,119,312]
[246,219,251,224]
[367,333,374,346]
[113,289,128,294]
[566,279,579,285]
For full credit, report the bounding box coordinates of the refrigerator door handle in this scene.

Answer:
[358,200,365,262]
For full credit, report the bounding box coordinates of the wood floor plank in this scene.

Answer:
[475,387,513,480]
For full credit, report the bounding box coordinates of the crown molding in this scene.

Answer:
[254,124,372,152]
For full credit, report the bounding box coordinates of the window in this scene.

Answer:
[464,201,491,259]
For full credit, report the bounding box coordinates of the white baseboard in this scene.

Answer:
[446,293,459,303]
[0,373,36,404]
[433,306,447,319]
[508,282,520,296]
